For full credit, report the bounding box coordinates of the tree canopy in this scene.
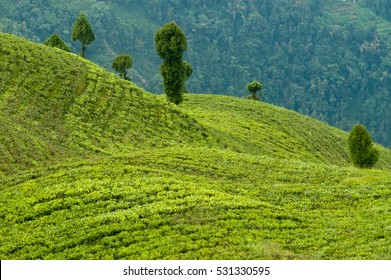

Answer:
[155,22,187,61]
[44,33,70,52]
[155,22,188,104]
[348,124,379,168]
[71,13,95,58]
[112,54,132,80]
[247,80,263,100]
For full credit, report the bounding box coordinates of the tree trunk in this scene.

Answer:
[81,44,86,58]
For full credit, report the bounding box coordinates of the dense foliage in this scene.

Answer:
[348,124,379,168]
[140,0,391,148]
[247,80,263,100]
[155,22,188,104]
[71,13,95,58]
[362,0,391,21]
[1,0,390,147]
[112,54,132,80]
[44,33,70,52]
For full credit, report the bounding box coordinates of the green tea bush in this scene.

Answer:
[348,124,379,168]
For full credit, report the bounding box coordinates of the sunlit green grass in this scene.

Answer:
[1,148,390,259]
[1,32,391,260]
[0,32,211,176]
[180,94,391,169]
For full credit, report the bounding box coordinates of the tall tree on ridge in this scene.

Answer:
[72,13,95,58]
[155,22,188,105]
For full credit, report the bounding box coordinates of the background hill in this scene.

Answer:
[1,33,391,259]
[1,0,391,149]
[1,32,391,177]
[0,32,212,177]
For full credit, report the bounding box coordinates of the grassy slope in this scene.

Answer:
[1,33,390,259]
[1,149,390,259]
[0,33,211,177]
[180,94,391,169]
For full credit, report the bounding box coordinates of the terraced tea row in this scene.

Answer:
[1,148,390,259]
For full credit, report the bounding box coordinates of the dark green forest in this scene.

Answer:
[1,0,390,148]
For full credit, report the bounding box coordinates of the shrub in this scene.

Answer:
[44,33,70,52]
[112,54,132,80]
[246,80,263,100]
[348,124,379,168]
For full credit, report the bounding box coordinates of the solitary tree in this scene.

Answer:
[44,33,70,52]
[112,54,132,80]
[155,22,188,104]
[246,80,263,100]
[348,124,379,168]
[71,13,95,58]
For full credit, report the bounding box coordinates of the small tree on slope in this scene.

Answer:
[247,80,263,100]
[112,54,132,80]
[72,13,95,58]
[45,33,70,52]
[348,124,379,168]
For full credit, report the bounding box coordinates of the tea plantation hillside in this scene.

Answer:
[180,94,391,168]
[1,32,391,178]
[1,148,391,259]
[1,33,391,259]
[0,33,212,178]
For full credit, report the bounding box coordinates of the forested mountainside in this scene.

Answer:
[1,0,390,148]
[361,0,391,21]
